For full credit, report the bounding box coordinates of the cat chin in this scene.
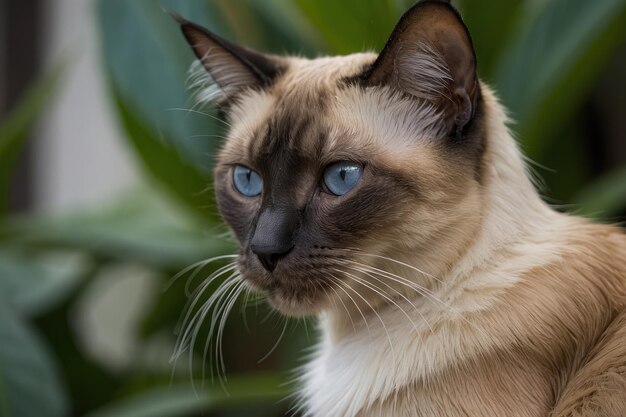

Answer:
[242,271,329,316]
[267,296,322,317]
[266,294,324,317]
[242,276,324,316]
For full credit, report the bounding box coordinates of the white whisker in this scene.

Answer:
[165,107,232,128]
[258,317,289,363]
[164,254,237,291]
[173,262,238,342]
[328,274,372,337]
[347,264,434,335]
[336,267,426,339]
[332,273,396,361]
[213,279,246,382]
[341,248,444,284]
[343,259,488,339]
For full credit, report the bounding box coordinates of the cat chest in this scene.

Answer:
[302,343,553,417]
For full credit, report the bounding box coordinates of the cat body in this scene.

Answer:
[175,1,626,415]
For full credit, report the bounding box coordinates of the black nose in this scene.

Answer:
[251,244,293,272]
[250,205,300,272]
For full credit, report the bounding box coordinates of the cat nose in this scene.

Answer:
[251,244,294,272]
[250,205,299,272]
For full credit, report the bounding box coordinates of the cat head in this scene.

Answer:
[177,0,487,316]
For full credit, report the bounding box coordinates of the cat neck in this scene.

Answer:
[444,85,559,281]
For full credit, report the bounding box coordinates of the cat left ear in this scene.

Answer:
[172,12,283,100]
[363,0,478,137]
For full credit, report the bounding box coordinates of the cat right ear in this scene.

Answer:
[172,12,283,101]
[362,0,478,138]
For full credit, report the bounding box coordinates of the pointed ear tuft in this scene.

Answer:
[174,14,283,102]
[364,0,478,137]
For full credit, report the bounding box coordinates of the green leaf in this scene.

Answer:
[97,0,230,222]
[3,189,235,270]
[294,0,400,54]
[0,65,64,215]
[494,0,626,159]
[456,0,525,78]
[83,374,287,417]
[0,305,68,417]
[96,0,226,175]
[96,0,322,223]
[110,88,218,224]
[0,249,89,316]
[241,0,323,54]
[574,167,626,218]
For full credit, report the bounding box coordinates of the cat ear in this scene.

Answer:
[364,0,478,135]
[173,13,283,99]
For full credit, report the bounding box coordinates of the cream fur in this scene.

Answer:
[298,86,574,417]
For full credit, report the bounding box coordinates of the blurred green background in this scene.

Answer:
[1,0,626,416]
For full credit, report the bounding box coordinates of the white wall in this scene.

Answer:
[35,0,139,213]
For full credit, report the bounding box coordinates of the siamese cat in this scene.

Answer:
[174,1,626,416]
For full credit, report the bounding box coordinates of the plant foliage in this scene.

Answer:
[1,0,625,416]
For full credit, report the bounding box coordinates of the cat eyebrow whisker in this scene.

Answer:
[164,107,233,128]
[184,133,231,141]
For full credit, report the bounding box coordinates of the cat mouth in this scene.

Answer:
[237,245,384,316]
[243,270,332,316]
[238,252,340,316]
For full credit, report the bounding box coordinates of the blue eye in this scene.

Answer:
[323,161,363,196]
[233,165,263,197]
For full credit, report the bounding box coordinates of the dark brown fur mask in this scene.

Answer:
[177,0,486,315]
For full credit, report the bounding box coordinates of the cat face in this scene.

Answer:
[178,1,486,316]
